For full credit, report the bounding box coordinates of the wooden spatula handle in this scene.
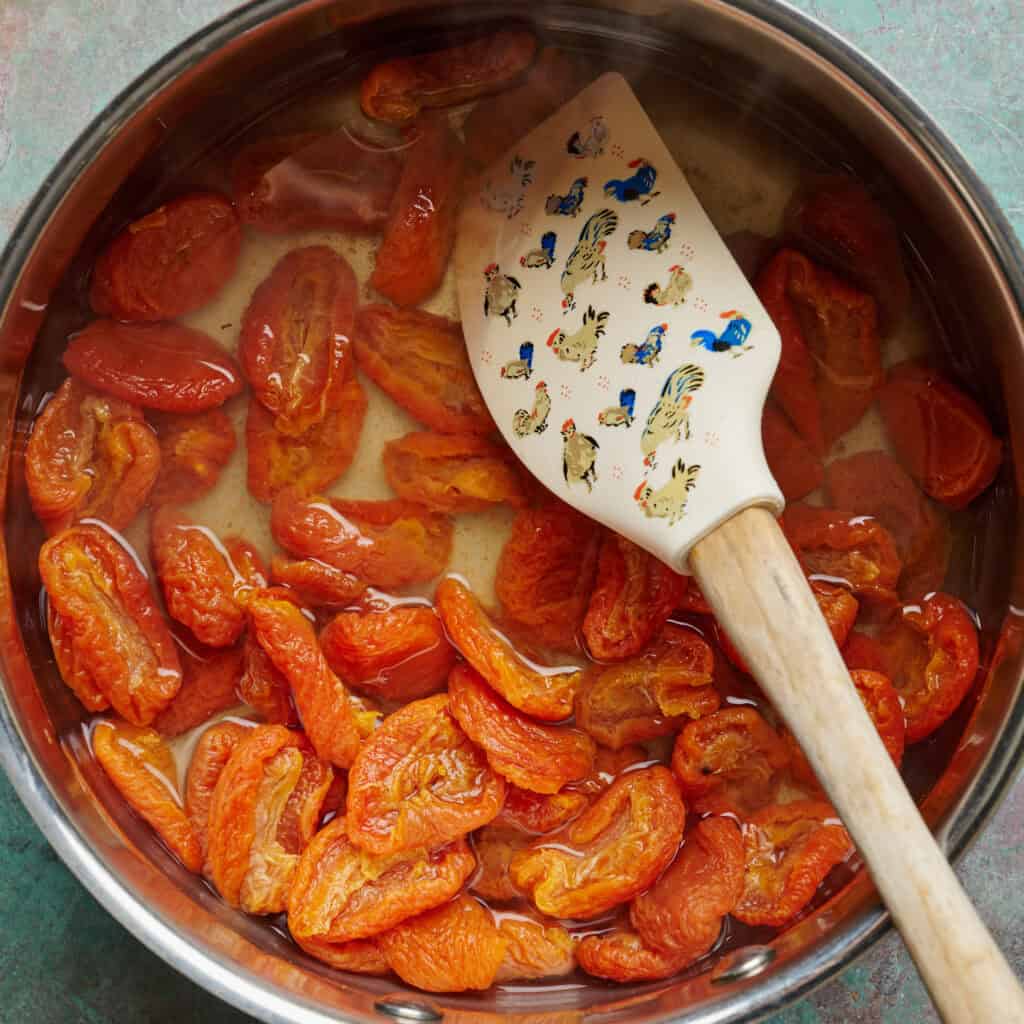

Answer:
[691,506,1024,1024]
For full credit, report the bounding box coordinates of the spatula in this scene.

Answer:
[455,71,1024,1022]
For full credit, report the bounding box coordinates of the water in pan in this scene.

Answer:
[9,28,995,999]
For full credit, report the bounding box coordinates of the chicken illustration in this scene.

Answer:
[561,208,618,311]
[598,388,636,427]
[512,381,551,437]
[545,177,588,217]
[481,155,536,219]
[546,305,609,371]
[567,117,608,159]
[483,264,522,325]
[634,459,701,525]
[640,362,706,468]
[561,418,599,491]
[501,342,534,380]
[520,230,557,269]
[691,312,753,356]
[620,323,668,367]
[644,265,692,307]
[627,212,677,253]
[604,158,660,204]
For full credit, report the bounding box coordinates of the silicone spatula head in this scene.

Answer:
[456,72,783,570]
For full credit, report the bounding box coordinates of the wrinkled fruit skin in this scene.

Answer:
[26,378,160,534]
[494,915,575,982]
[239,246,357,437]
[379,894,509,992]
[436,576,582,721]
[270,556,367,609]
[207,724,332,914]
[346,693,506,855]
[578,931,692,983]
[361,29,537,122]
[320,606,456,702]
[248,589,361,768]
[147,409,236,508]
[40,524,182,725]
[354,304,493,434]
[153,645,245,737]
[448,662,595,793]
[90,193,241,321]
[761,402,823,502]
[510,765,685,919]
[734,800,852,927]
[287,816,475,943]
[64,320,243,413]
[94,718,202,872]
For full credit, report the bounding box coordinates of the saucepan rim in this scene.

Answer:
[0,1,1022,1022]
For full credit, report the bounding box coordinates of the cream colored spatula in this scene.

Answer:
[455,72,1024,1022]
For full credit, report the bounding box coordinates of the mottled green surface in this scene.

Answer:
[1,1,1022,1022]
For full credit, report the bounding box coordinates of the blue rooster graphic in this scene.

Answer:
[520,231,557,269]
[500,342,534,380]
[603,159,660,204]
[598,388,637,427]
[545,177,588,217]
[691,312,753,357]
[620,324,668,367]
[627,213,676,253]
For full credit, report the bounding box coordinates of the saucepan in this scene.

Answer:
[1,1,1023,1022]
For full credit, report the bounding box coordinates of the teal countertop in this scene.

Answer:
[1,2,1022,1021]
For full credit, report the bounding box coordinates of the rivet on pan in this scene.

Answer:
[374,997,444,1022]
[710,945,776,984]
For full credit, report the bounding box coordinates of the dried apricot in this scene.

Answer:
[576,624,716,749]
[671,707,790,818]
[153,645,245,737]
[184,719,252,870]
[147,409,236,507]
[582,533,686,661]
[784,175,910,334]
[565,744,651,798]
[246,375,367,503]
[64,319,243,413]
[877,592,979,743]
[631,816,744,958]
[436,576,582,721]
[782,504,901,603]
[878,361,1002,510]
[755,248,882,454]
[494,501,601,651]
[361,30,537,122]
[578,931,689,983]
[383,432,527,513]
[448,663,595,793]
[240,246,356,436]
[151,506,262,648]
[272,492,453,589]
[238,626,296,725]
[287,816,475,943]
[26,378,159,534]
[470,826,530,902]
[294,935,389,975]
[492,785,588,835]
[354,304,493,434]
[93,718,201,872]
[842,630,888,674]
[320,605,456,702]
[495,915,575,982]
[47,605,108,712]
[207,724,332,913]
[269,556,366,608]
[379,894,509,993]
[40,523,181,725]
[825,450,949,598]
[510,766,685,919]
[90,193,241,321]
[734,800,852,927]
[248,589,361,768]
[346,693,505,855]
[232,131,400,234]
